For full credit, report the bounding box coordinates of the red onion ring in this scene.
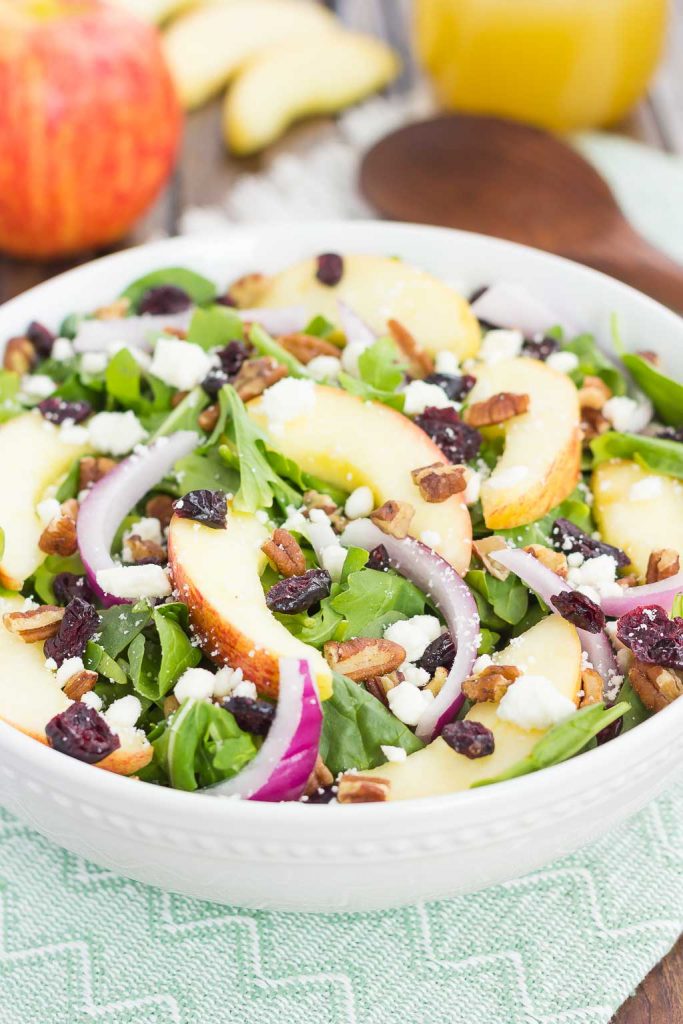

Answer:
[208,658,322,801]
[337,300,377,348]
[601,571,683,617]
[471,282,581,338]
[342,519,480,742]
[78,432,199,607]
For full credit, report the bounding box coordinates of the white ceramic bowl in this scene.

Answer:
[0,222,681,913]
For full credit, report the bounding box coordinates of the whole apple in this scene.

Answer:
[0,0,182,258]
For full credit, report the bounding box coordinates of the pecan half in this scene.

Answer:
[324,637,406,681]
[464,392,529,427]
[462,664,520,703]
[233,357,287,402]
[262,528,306,578]
[411,462,467,503]
[337,773,391,803]
[225,272,268,308]
[581,407,610,441]
[629,660,683,712]
[198,404,220,432]
[4,336,36,374]
[94,297,130,320]
[579,667,604,708]
[304,754,334,798]
[39,513,78,556]
[364,672,400,706]
[3,604,65,642]
[145,494,175,530]
[125,535,166,565]
[524,543,569,579]
[472,536,510,581]
[387,318,434,377]
[279,333,340,364]
[79,456,117,492]
[578,375,612,411]
[369,500,414,539]
[646,548,680,584]
[63,669,99,701]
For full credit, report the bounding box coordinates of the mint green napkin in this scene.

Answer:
[0,774,681,1023]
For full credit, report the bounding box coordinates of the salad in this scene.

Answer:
[0,252,681,804]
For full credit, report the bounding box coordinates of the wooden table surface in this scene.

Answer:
[0,1,681,1020]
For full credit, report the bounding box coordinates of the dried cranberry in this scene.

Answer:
[44,598,101,667]
[521,336,560,361]
[304,786,336,804]
[26,321,55,359]
[53,572,95,606]
[616,605,683,669]
[442,719,495,759]
[46,703,120,764]
[550,590,605,633]
[657,426,683,444]
[367,545,390,571]
[137,285,192,316]
[37,397,92,425]
[414,406,482,463]
[223,696,275,736]
[266,568,332,614]
[315,253,344,287]
[551,518,630,569]
[423,372,476,402]
[596,717,623,746]
[201,368,229,398]
[417,632,456,675]
[216,293,237,307]
[218,340,251,377]
[173,489,227,529]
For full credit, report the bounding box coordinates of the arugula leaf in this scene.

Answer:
[121,267,217,310]
[84,641,129,686]
[320,673,424,775]
[466,568,529,626]
[590,431,683,479]
[358,337,405,391]
[187,306,243,350]
[472,702,630,787]
[620,353,683,427]
[105,348,141,409]
[249,324,307,377]
[563,333,627,395]
[149,386,207,440]
[275,599,343,649]
[97,602,154,659]
[162,448,239,497]
[330,567,425,639]
[264,447,348,506]
[152,603,201,699]
[0,370,21,423]
[338,371,406,411]
[150,699,258,791]
[304,314,335,338]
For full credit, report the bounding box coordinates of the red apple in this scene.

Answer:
[0,0,182,258]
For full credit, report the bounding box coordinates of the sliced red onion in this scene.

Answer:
[491,547,621,700]
[471,283,581,338]
[239,306,308,335]
[601,571,683,617]
[208,658,322,801]
[337,300,377,349]
[73,311,195,353]
[342,519,480,742]
[78,431,198,607]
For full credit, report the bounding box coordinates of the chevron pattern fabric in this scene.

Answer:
[0,777,681,1024]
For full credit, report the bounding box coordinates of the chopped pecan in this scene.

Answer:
[364,672,400,706]
[636,350,660,366]
[79,456,117,492]
[618,573,639,589]
[60,499,79,521]
[170,389,189,408]
[462,663,520,703]
[125,535,166,564]
[145,494,175,530]
[198,404,219,432]
[302,489,337,516]
[369,500,414,539]
[579,667,604,708]
[3,604,65,642]
[262,528,306,578]
[464,392,530,427]
[163,694,180,718]
[4,336,36,374]
[581,407,610,441]
[163,327,188,340]
[304,754,334,797]
[95,297,130,320]
[629,660,683,712]
[279,333,339,364]
[232,356,287,402]
[387,318,434,377]
[578,375,612,410]
[39,513,78,556]
[472,536,510,581]
[425,665,448,696]
[63,669,98,701]
[324,637,406,681]
[225,272,268,308]
[524,543,569,579]
[646,548,680,584]
[337,773,391,803]
[411,462,467,503]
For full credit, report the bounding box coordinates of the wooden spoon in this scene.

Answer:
[359,115,683,310]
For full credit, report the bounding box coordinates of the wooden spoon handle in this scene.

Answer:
[569,224,683,313]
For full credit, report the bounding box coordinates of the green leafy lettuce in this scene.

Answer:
[121,267,217,310]
[621,352,683,427]
[590,432,683,479]
[339,337,406,410]
[187,306,244,350]
[563,333,627,396]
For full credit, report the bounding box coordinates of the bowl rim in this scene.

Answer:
[1,219,681,825]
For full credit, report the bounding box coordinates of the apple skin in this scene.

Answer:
[0,1,182,257]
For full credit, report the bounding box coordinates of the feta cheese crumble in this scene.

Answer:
[497,675,576,731]
[434,350,460,375]
[384,615,441,663]
[546,351,579,374]
[602,395,652,433]
[21,374,56,398]
[51,338,74,362]
[306,355,341,382]
[174,667,215,703]
[81,352,108,375]
[340,340,369,377]
[81,691,103,712]
[150,338,212,390]
[260,378,316,434]
[402,379,453,416]
[344,486,374,520]
[321,544,347,582]
[36,497,61,525]
[387,681,434,726]
[480,329,523,364]
[55,657,85,688]
[96,564,171,601]
[88,411,147,455]
[400,662,430,688]
[567,553,622,601]
[381,744,407,763]
[629,475,663,502]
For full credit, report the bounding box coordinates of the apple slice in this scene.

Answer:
[0,597,152,775]
[242,254,480,362]
[247,384,472,574]
[592,460,683,579]
[224,31,399,155]
[468,357,581,529]
[162,0,337,109]
[167,509,332,699]
[0,413,90,590]
[370,614,582,800]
